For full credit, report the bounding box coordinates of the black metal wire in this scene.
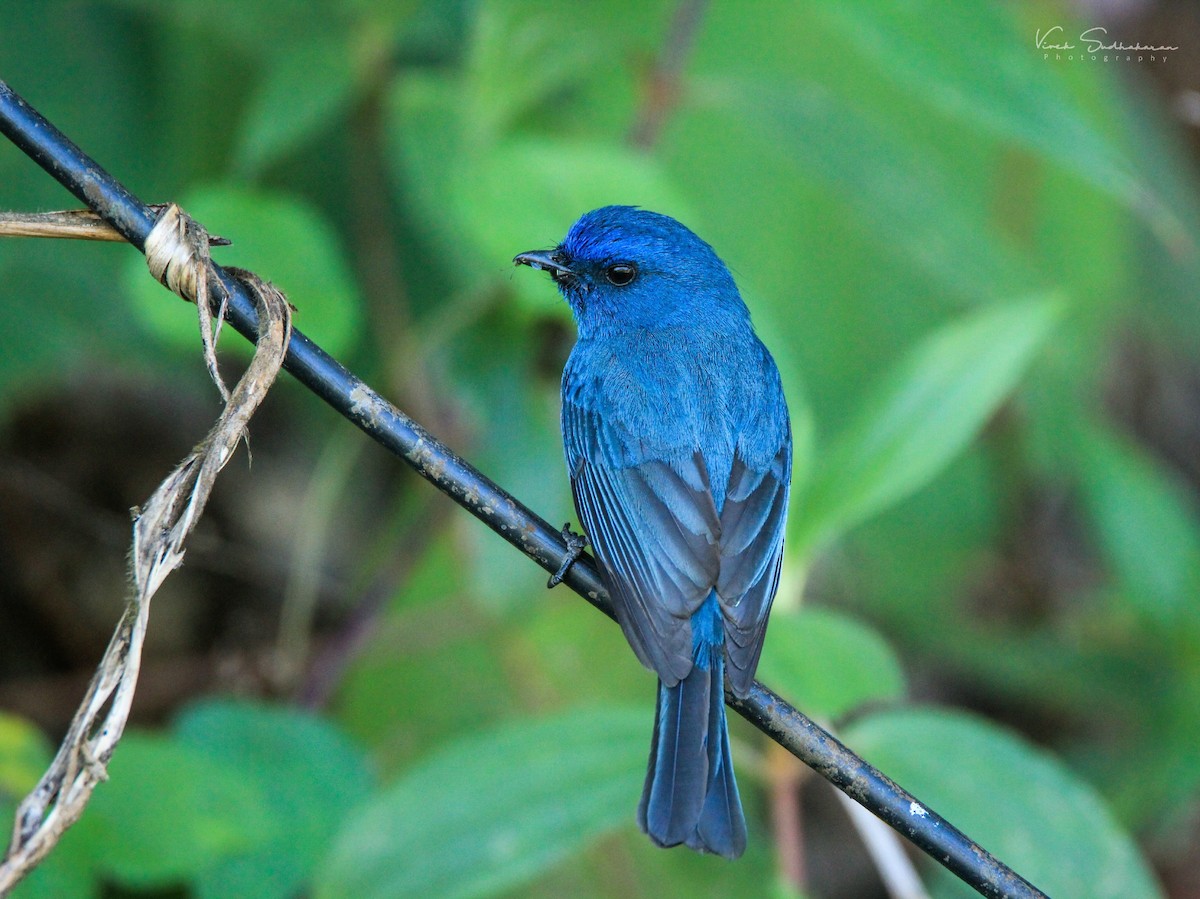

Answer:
[0,79,1048,899]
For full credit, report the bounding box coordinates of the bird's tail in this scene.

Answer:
[637,644,747,858]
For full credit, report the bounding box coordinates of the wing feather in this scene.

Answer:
[566,403,720,686]
[564,360,790,698]
[717,442,790,697]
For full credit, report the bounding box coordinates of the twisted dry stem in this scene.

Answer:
[0,206,231,244]
[0,206,292,895]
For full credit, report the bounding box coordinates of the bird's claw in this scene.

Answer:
[547,522,588,588]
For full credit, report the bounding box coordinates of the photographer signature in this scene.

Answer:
[1036,25,1177,53]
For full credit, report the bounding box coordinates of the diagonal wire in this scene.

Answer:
[0,79,1048,899]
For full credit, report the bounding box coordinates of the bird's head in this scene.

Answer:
[514,206,746,336]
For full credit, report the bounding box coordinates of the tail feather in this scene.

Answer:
[637,664,709,847]
[638,654,747,859]
[693,656,745,857]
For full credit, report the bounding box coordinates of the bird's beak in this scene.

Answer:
[513,249,575,283]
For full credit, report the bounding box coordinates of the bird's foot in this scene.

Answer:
[547,523,588,588]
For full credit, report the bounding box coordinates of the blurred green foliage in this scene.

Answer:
[2,0,1199,896]
[845,709,1162,899]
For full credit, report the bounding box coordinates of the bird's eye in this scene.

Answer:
[605,263,637,286]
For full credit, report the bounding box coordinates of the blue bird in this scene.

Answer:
[515,206,790,859]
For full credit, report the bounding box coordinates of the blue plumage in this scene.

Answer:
[515,206,791,859]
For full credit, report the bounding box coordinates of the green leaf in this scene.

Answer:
[715,80,1038,304]
[1074,423,1200,632]
[0,712,51,800]
[315,707,648,899]
[1,716,93,898]
[844,708,1163,899]
[756,607,905,720]
[71,732,274,888]
[792,295,1063,556]
[108,0,360,53]
[810,0,1191,255]
[461,0,631,142]
[173,699,375,899]
[1112,79,1200,344]
[9,845,94,899]
[234,37,361,175]
[125,185,364,357]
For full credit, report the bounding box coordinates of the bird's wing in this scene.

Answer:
[565,401,721,687]
[717,435,791,698]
